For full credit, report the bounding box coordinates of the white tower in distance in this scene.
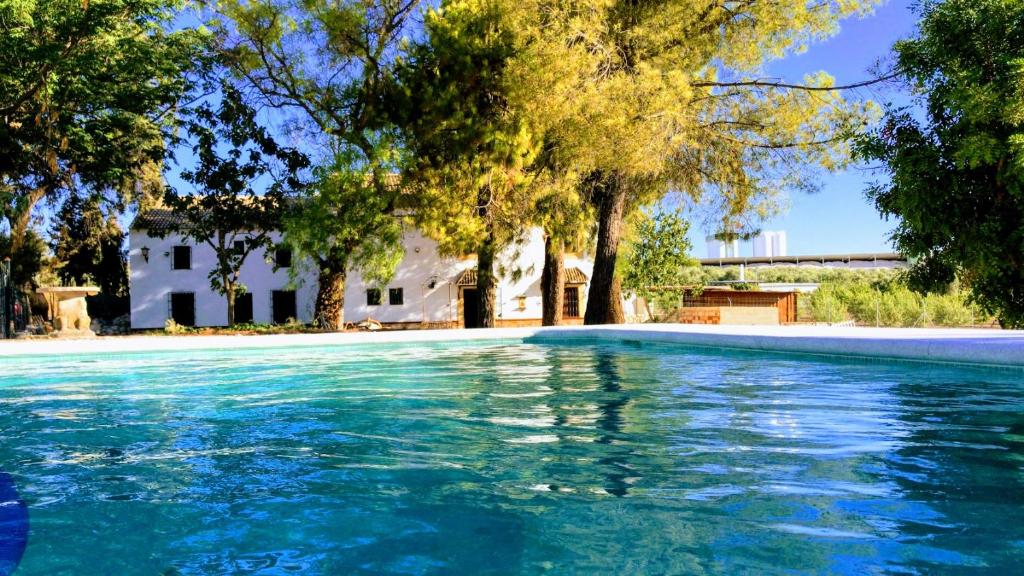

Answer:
[706,235,740,259]
[752,231,788,258]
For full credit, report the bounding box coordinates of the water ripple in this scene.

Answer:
[1,342,1023,574]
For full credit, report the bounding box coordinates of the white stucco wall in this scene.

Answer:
[128,230,318,329]
[129,224,638,330]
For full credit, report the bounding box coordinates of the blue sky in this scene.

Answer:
[687,0,920,258]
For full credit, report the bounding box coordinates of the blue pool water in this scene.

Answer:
[1,340,1023,574]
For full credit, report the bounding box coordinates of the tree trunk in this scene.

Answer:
[225,279,236,327]
[584,173,627,325]
[476,227,498,328]
[7,186,47,257]
[541,236,565,326]
[315,259,346,331]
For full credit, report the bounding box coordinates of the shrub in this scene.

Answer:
[163,319,189,334]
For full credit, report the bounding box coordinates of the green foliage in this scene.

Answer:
[0,0,209,248]
[0,228,49,288]
[49,191,127,296]
[394,0,541,258]
[499,0,881,234]
[283,145,404,287]
[856,0,1024,327]
[805,284,850,324]
[163,318,189,334]
[691,266,898,286]
[620,211,696,316]
[800,275,982,327]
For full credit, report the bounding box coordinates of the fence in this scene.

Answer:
[1,258,29,338]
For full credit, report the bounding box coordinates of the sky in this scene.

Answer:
[686,0,920,258]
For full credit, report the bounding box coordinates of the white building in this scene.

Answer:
[128,209,637,330]
[705,236,740,259]
[752,230,787,258]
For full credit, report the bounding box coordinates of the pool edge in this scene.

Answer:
[2,325,1023,369]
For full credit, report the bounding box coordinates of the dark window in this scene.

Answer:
[275,248,292,268]
[233,240,246,254]
[169,292,195,327]
[235,292,253,324]
[271,290,297,324]
[563,286,580,318]
[462,289,481,328]
[389,288,404,306]
[366,288,381,306]
[172,246,191,270]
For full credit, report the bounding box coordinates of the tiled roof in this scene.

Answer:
[456,266,588,287]
[131,209,190,231]
[456,268,477,286]
[565,267,589,285]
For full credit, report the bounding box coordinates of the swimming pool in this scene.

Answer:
[1,340,1022,574]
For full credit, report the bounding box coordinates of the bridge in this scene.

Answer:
[699,252,908,269]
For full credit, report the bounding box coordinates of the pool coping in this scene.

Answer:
[1,324,1023,368]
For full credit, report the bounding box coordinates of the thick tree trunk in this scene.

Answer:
[541,236,565,326]
[316,260,346,331]
[476,228,498,329]
[584,173,627,325]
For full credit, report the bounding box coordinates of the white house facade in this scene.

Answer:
[129,209,641,330]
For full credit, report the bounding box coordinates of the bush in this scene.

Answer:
[164,319,190,334]
[805,284,849,323]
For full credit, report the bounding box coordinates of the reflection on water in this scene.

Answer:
[1,342,1023,574]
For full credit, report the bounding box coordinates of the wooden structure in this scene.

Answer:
[678,288,798,325]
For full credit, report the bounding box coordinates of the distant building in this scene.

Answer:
[705,236,740,259]
[752,231,787,258]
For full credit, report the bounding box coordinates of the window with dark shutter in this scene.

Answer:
[389,288,404,306]
[366,288,381,306]
[233,240,245,254]
[172,246,191,270]
[275,248,292,268]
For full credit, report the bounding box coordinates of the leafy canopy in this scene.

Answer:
[394,0,542,258]
[496,0,882,234]
[856,0,1024,327]
[0,0,209,237]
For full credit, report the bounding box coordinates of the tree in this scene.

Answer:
[162,85,308,326]
[0,0,208,259]
[282,146,404,329]
[214,0,420,330]
[856,0,1024,327]
[620,211,696,320]
[0,229,49,289]
[485,0,882,324]
[49,192,127,296]
[395,0,542,328]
